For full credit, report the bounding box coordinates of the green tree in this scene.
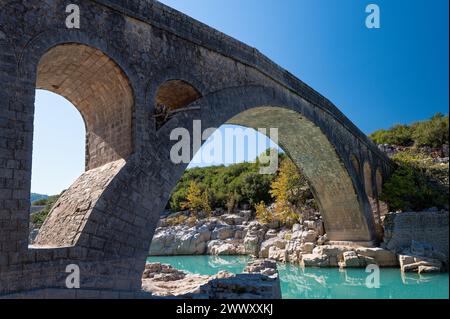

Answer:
[369,124,413,146]
[380,151,448,211]
[30,194,61,228]
[411,113,449,148]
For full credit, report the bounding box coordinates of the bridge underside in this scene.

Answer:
[0,0,392,297]
[228,107,371,242]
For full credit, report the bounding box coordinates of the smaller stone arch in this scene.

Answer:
[32,43,135,248]
[375,168,383,196]
[154,79,202,129]
[36,43,134,170]
[350,154,361,176]
[363,161,373,198]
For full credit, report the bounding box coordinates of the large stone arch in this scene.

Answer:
[151,85,378,244]
[29,43,135,247]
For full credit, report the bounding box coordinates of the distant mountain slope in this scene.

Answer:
[30,193,48,204]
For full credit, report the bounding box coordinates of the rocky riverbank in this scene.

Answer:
[150,209,449,273]
[142,259,281,299]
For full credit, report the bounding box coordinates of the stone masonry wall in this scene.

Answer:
[34,159,126,247]
[383,211,449,259]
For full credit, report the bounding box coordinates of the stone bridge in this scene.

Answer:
[0,0,393,297]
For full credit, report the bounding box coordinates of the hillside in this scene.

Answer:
[30,193,48,203]
[369,113,449,211]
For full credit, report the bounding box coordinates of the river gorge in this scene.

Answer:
[143,207,449,299]
[147,255,449,299]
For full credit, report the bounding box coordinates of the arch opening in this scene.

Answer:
[154,80,202,130]
[36,43,134,170]
[363,161,383,238]
[145,124,322,297]
[30,43,134,248]
[226,106,372,242]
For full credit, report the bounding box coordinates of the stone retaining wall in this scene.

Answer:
[383,211,449,260]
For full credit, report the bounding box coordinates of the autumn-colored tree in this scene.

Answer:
[182,181,212,217]
[182,181,203,213]
[269,158,305,225]
[255,201,273,224]
[201,189,212,217]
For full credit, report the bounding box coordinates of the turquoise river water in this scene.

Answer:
[147,255,449,299]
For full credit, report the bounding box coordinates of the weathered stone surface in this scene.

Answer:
[339,251,365,268]
[399,254,443,273]
[301,253,330,267]
[259,237,286,258]
[142,260,281,299]
[355,247,398,267]
[149,226,210,256]
[301,230,318,243]
[383,211,449,262]
[207,240,241,255]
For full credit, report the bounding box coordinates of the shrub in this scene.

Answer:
[255,201,273,224]
[369,124,413,146]
[166,214,188,226]
[380,151,448,211]
[369,113,449,148]
[30,194,60,228]
[411,113,449,148]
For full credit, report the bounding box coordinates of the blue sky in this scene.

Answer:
[32,0,449,194]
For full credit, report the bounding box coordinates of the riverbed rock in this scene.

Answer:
[268,247,287,262]
[259,237,286,258]
[301,253,329,267]
[195,259,281,299]
[244,259,278,276]
[243,222,266,256]
[264,229,278,240]
[399,254,443,273]
[212,226,236,240]
[303,220,325,236]
[301,230,318,243]
[312,245,352,266]
[339,251,365,268]
[300,242,315,254]
[207,241,231,255]
[142,263,186,281]
[317,234,328,245]
[281,240,302,264]
[222,214,245,226]
[149,225,212,256]
[238,210,253,221]
[356,247,398,267]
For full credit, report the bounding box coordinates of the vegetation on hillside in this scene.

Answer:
[30,194,60,228]
[30,193,48,203]
[369,113,449,148]
[169,152,281,212]
[380,150,448,211]
[369,113,449,212]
